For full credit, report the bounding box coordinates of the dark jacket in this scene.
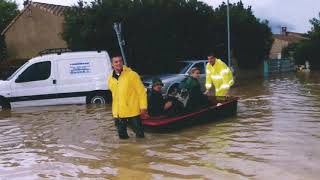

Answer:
[148,90,165,116]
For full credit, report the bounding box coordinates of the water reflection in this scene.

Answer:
[0,72,320,179]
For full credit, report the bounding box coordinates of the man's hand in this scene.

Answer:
[164,101,173,110]
[140,109,150,119]
[224,91,231,98]
[204,90,210,96]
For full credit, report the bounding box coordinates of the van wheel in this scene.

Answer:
[86,92,111,104]
[0,99,11,111]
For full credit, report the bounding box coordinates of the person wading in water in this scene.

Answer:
[108,56,149,139]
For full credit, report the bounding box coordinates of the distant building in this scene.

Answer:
[269,27,309,59]
[0,2,68,60]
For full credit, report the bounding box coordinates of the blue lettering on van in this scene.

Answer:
[70,62,91,74]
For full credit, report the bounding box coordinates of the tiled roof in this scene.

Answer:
[31,2,69,16]
[1,1,69,35]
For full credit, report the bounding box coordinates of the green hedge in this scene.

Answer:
[62,0,272,73]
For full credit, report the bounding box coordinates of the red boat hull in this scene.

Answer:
[142,96,238,131]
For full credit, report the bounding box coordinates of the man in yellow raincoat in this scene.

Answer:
[108,56,148,139]
[204,53,234,96]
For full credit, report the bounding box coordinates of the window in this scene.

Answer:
[16,61,51,83]
[6,61,29,81]
[161,62,193,74]
[191,62,205,74]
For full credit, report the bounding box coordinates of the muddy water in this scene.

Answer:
[0,72,320,180]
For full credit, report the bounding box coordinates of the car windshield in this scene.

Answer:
[162,62,192,74]
[6,62,29,81]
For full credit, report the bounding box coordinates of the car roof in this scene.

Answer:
[181,60,207,63]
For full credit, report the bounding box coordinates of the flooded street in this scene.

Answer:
[0,71,320,180]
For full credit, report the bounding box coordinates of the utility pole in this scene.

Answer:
[113,22,128,66]
[227,0,232,68]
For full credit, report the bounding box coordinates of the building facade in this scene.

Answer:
[269,27,309,59]
[1,2,68,60]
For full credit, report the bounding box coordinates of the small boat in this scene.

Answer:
[142,96,239,131]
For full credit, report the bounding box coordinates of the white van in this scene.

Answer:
[0,51,113,110]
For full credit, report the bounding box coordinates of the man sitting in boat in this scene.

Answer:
[179,67,209,111]
[204,53,234,96]
[148,78,183,116]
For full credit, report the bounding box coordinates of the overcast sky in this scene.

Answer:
[15,0,320,33]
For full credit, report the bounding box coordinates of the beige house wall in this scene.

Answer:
[4,6,67,60]
[269,39,289,59]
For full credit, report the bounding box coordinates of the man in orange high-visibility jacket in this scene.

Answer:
[204,53,234,96]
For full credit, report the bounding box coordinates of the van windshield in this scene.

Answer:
[6,62,30,81]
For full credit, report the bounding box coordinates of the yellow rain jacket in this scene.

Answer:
[108,66,147,118]
[205,59,234,96]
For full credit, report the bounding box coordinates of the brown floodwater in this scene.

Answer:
[0,71,320,180]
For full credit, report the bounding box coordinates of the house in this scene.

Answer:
[0,1,69,60]
[269,27,309,59]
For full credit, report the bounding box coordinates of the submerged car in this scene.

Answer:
[143,60,207,95]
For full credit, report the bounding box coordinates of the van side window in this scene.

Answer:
[17,61,51,83]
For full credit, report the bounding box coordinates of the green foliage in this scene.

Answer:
[0,0,19,61]
[63,0,273,73]
[0,0,18,31]
[293,13,320,69]
[0,35,6,61]
[214,2,273,68]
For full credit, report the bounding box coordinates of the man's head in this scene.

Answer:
[152,77,164,92]
[111,56,124,72]
[207,53,216,65]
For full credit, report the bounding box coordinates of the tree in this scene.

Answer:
[293,13,320,69]
[214,2,273,68]
[0,0,19,61]
[63,0,273,73]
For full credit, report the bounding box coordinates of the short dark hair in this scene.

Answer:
[208,53,215,57]
[111,55,123,61]
[111,52,122,57]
